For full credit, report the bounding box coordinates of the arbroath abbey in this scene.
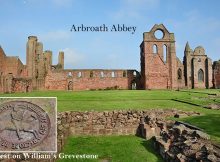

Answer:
[0,24,220,93]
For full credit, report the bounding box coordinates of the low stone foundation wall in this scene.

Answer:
[2,109,218,162]
[57,109,200,152]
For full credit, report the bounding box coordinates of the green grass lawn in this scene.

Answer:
[57,135,163,162]
[1,89,220,161]
[1,89,219,112]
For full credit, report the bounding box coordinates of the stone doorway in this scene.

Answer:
[68,81,73,90]
[26,85,29,92]
[131,81,137,90]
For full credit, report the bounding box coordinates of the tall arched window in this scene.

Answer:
[177,68,182,80]
[111,71,115,77]
[90,71,94,78]
[123,71,127,77]
[163,45,167,63]
[153,44,158,54]
[67,72,72,77]
[133,71,137,77]
[100,71,104,78]
[198,69,204,82]
[78,72,82,78]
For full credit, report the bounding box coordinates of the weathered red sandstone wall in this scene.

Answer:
[176,58,185,88]
[12,78,32,93]
[213,61,220,88]
[45,70,136,90]
[140,24,178,89]
[3,57,24,76]
[0,47,6,71]
[145,53,170,89]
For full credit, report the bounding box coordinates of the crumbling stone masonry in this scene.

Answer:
[213,60,220,89]
[56,109,200,151]
[140,24,214,89]
[0,110,216,162]
[56,110,220,162]
[0,24,220,93]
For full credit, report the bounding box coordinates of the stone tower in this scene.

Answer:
[183,42,193,88]
[26,36,46,89]
[44,50,52,73]
[183,42,213,88]
[140,24,177,89]
[58,51,64,69]
[26,36,38,78]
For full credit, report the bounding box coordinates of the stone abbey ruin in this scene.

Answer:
[0,24,220,93]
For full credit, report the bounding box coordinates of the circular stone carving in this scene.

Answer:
[154,29,164,39]
[0,101,50,151]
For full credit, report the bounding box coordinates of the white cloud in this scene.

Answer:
[61,48,85,68]
[39,30,70,42]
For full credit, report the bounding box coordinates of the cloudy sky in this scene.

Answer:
[0,0,220,70]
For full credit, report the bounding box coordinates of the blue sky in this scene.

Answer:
[0,0,220,70]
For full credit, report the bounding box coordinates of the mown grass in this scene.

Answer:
[1,89,220,161]
[1,89,219,112]
[57,135,163,162]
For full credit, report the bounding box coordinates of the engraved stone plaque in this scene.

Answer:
[0,98,57,152]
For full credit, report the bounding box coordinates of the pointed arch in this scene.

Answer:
[100,71,104,78]
[177,68,182,80]
[163,44,167,63]
[198,69,204,82]
[153,44,158,54]
[68,81,73,90]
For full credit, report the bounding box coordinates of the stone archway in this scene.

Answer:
[26,85,29,92]
[68,81,73,91]
[131,81,137,90]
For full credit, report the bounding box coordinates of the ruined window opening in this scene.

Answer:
[68,81,73,90]
[133,71,137,77]
[67,72,72,77]
[131,81,137,90]
[154,29,164,39]
[153,44,158,54]
[51,66,55,71]
[123,71,127,77]
[163,45,167,63]
[198,69,204,82]
[78,72,82,78]
[177,68,182,80]
[100,71,104,78]
[111,71,115,78]
[90,71,94,78]
[198,58,201,62]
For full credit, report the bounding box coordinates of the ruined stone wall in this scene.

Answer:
[12,78,32,93]
[0,47,7,92]
[213,61,220,88]
[45,72,68,90]
[56,109,199,153]
[2,57,23,77]
[176,58,185,88]
[45,70,136,90]
[58,52,64,69]
[0,47,6,73]
[140,24,177,89]
[184,46,213,89]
